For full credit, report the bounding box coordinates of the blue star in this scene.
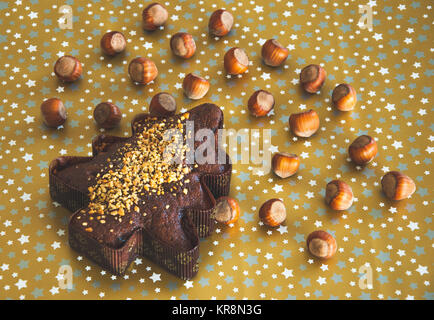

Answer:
[244,255,258,267]
[293,233,305,243]
[243,278,254,288]
[280,249,291,259]
[241,212,254,223]
[352,247,364,257]
[376,251,391,263]
[198,277,210,287]
[298,277,311,288]
[31,288,44,299]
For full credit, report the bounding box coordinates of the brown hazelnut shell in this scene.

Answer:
[261,39,289,67]
[142,3,168,31]
[381,171,416,201]
[93,102,122,129]
[208,9,234,37]
[332,83,357,111]
[271,153,300,178]
[128,57,158,85]
[54,55,82,82]
[348,135,377,165]
[325,180,354,211]
[300,64,326,93]
[224,47,249,75]
[170,32,196,59]
[182,73,210,100]
[149,92,177,116]
[259,199,286,227]
[40,98,67,128]
[214,196,240,225]
[247,90,275,117]
[306,230,337,259]
[100,31,126,56]
[289,109,320,137]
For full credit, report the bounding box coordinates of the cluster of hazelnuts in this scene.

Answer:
[213,39,415,261]
[40,4,295,129]
[40,3,417,262]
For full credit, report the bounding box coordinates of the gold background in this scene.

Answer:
[0,0,432,300]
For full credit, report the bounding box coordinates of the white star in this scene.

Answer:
[184,280,194,289]
[253,5,263,13]
[24,115,35,124]
[51,241,61,249]
[300,152,309,159]
[384,103,395,111]
[22,153,33,162]
[28,11,38,19]
[260,72,271,81]
[416,265,428,276]
[20,192,31,202]
[272,184,283,193]
[391,141,402,149]
[378,67,389,75]
[320,264,329,271]
[281,268,293,279]
[407,221,419,231]
[15,279,27,290]
[143,42,153,49]
[149,273,161,283]
[17,234,29,245]
[49,286,60,295]
[25,80,36,88]
[317,276,327,285]
[27,45,37,52]
[257,38,267,46]
[277,225,288,234]
[372,33,383,41]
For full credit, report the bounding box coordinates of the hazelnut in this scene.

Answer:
[54,55,82,82]
[93,102,122,129]
[289,109,320,137]
[348,135,377,165]
[100,31,126,56]
[40,98,67,128]
[381,171,416,201]
[247,90,274,117]
[170,32,196,59]
[332,83,357,111]
[214,196,240,225]
[259,199,286,227]
[142,3,168,31]
[224,47,249,75]
[271,153,299,178]
[306,230,337,259]
[128,57,158,85]
[149,92,177,116]
[182,73,210,100]
[300,64,326,93]
[261,39,289,67]
[208,9,234,37]
[325,180,353,211]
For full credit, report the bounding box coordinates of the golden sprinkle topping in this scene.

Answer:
[87,116,191,222]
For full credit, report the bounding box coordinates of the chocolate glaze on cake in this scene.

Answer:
[49,103,232,279]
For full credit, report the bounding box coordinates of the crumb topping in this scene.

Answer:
[87,113,191,221]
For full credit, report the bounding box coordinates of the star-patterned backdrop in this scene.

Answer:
[0,0,432,300]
